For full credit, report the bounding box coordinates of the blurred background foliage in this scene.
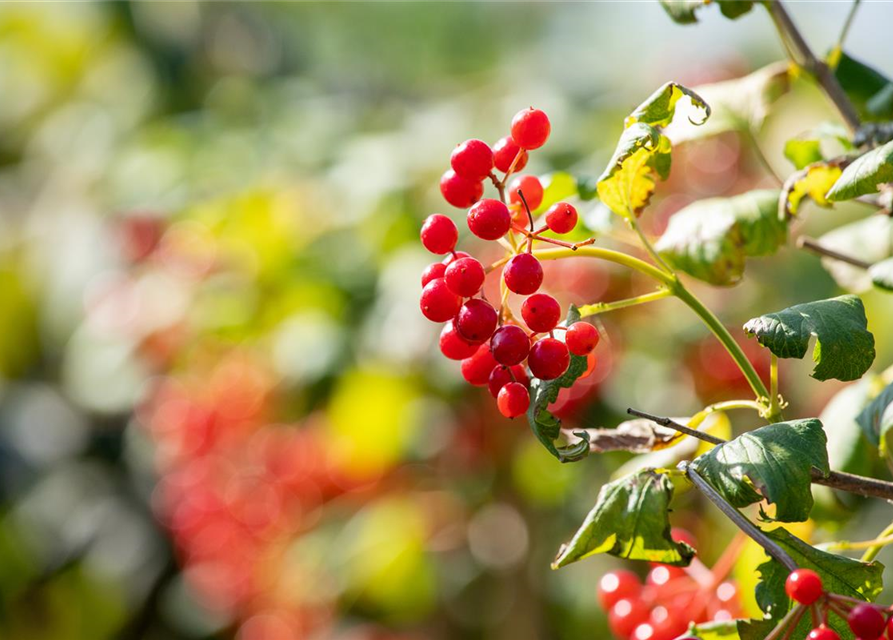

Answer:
[1,3,893,640]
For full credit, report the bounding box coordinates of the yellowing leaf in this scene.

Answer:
[782,163,843,218]
[597,125,669,219]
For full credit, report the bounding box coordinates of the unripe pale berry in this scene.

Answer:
[807,626,839,640]
[451,139,494,181]
[455,299,498,344]
[566,322,599,355]
[488,364,527,398]
[439,323,479,360]
[492,135,528,174]
[521,293,561,333]
[468,199,511,241]
[847,603,885,639]
[444,256,485,297]
[508,175,544,211]
[544,202,578,234]
[440,169,483,208]
[490,325,531,365]
[497,382,530,418]
[528,337,570,380]
[421,262,447,287]
[461,345,498,386]
[598,571,641,610]
[420,213,458,254]
[511,107,551,150]
[420,278,462,322]
[785,569,823,605]
[503,253,543,295]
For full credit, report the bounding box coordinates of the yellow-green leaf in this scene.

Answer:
[780,162,844,218]
[625,82,710,129]
[597,124,670,219]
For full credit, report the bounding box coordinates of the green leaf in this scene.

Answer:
[869,257,893,291]
[551,468,695,568]
[817,215,893,293]
[535,172,579,214]
[780,161,843,218]
[526,305,590,463]
[783,139,822,170]
[659,0,753,24]
[625,82,710,129]
[670,63,790,144]
[827,140,893,201]
[743,295,876,382]
[834,52,893,121]
[783,122,852,170]
[857,381,893,463]
[690,419,829,522]
[748,527,884,639]
[597,123,670,219]
[655,189,786,286]
[686,620,741,640]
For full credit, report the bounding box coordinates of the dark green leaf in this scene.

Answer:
[690,419,829,522]
[857,381,893,461]
[869,257,893,291]
[625,82,710,129]
[655,189,786,285]
[826,140,893,201]
[527,305,590,462]
[748,527,884,639]
[670,63,790,144]
[551,469,695,568]
[817,215,893,293]
[659,0,753,24]
[834,52,893,121]
[743,295,876,382]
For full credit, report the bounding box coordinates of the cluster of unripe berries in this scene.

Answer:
[597,530,742,640]
[419,108,599,418]
[784,568,893,640]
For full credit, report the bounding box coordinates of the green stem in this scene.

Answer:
[861,519,893,562]
[628,216,674,274]
[689,399,765,428]
[578,288,672,318]
[511,246,676,285]
[836,0,862,54]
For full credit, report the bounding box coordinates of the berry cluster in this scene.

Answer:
[783,569,893,640]
[421,108,600,418]
[597,530,743,640]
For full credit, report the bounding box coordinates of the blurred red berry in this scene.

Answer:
[508,175,544,211]
[598,570,641,610]
[460,345,498,386]
[421,262,447,287]
[497,382,529,418]
[807,626,839,640]
[439,323,479,360]
[488,364,527,398]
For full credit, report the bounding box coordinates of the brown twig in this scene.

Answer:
[797,236,873,269]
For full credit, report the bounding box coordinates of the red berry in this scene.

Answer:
[528,338,570,380]
[785,569,823,605]
[451,139,494,181]
[508,175,544,211]
[544,202,578,234]
[847,603,885,639]
[467,199,511,241]
[521,293,561,333]
[597,570,641,610]
[609,598,650,639]
[497,382,529,418]
[492,135,529,174]
[503,253,543,295]
[444,257,485,297]
[566,322,599,355]
[455,299,498,344]
[511,107,551,150]
[488,364,527,398]
[420,213,458,254]
[420,278,462,322]
[461,345,498,386]
[421,262,447,287]
[443,250,471,265]
[439,323,479,360]
[649,606,689,640]
[887,615,893,636]
[807,626,839,640]
[440,169,483,208]
[646,565,685,587]
[490,325,530,365]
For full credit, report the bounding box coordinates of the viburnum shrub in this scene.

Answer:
[421,2,893,639]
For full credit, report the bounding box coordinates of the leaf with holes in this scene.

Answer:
[743,295,875,382]
[551,468,695,568]
[690,419,829,522]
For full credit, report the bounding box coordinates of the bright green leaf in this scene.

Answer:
[747,527,883,639]
[597,124,670,219]
[783,122,852,170]
[783,139,822,170]
[527,305,591,463]
[535,171,578,213]
[670,63,790,144]
[743,295,876,382]
[690,419,829,522]
[551,468,695,568]
[686,620,741,639]
[625,82,710,129]
[826,139,893,201]
[869,257,893,291]
[655,189,786,286]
